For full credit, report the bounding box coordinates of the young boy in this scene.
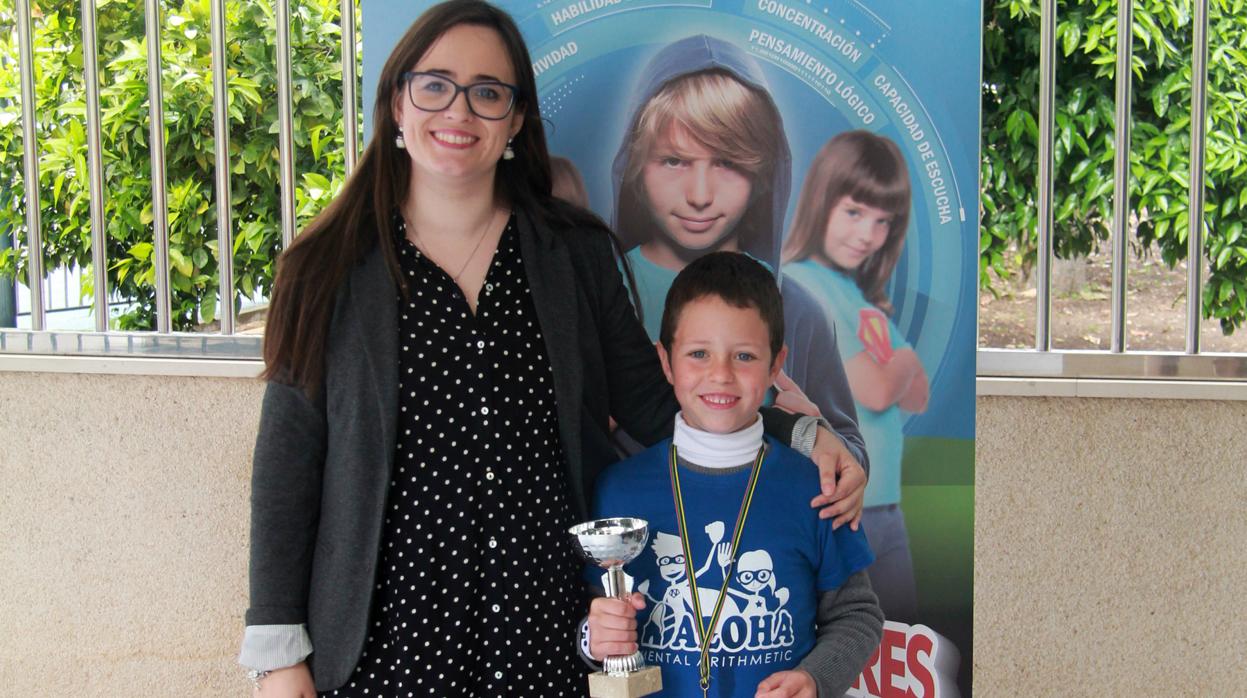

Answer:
[584,252,883,697]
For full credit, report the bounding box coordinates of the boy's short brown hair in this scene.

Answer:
[659,251,784,363]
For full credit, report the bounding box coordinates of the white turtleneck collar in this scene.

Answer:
[672,412,765,469]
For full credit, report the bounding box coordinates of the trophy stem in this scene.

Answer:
[605,565,628,599]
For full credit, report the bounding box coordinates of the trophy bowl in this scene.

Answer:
[568,517,650,569]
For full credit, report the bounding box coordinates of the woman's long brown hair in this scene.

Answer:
[262,0,603,395]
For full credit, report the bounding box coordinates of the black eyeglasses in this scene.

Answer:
[399,71,520,121]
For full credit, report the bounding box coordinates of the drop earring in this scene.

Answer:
[394,128,406,149]
[502,138,515,161]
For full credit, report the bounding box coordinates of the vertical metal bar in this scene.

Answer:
[210,0,235,334]
[1187,0,1210,355]
[341,0,358,174]
[145,0,172,333]
[276,0,297,247]
[81,0,109,332]
[1035,0,1056,351]
[1110,0,1133,353]
[16,0,45,331]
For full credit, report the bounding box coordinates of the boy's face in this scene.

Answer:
[658,295,786,435]
[641,124,753,258]
[821,196,893,270]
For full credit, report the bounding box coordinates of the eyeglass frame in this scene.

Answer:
[398,71,522,121]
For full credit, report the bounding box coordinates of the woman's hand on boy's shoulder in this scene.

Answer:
[808,428,866,530]
[772,370,821,418]
[754,668,816,698]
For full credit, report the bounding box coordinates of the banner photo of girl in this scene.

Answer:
[365,2,980,695]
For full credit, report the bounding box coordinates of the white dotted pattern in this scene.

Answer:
[539,74,585,120]
[325,216,584,697]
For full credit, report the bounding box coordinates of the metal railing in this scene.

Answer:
[2,0,360,359]
[3,0,1242,384]
[977,0,1247,383]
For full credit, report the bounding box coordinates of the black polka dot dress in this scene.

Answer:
[323,215,586,697]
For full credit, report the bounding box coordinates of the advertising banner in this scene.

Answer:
[365,1,979,694]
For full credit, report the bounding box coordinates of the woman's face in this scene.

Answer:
[641,123,753,256]
[820,195,893,270]
[393,23,524,186]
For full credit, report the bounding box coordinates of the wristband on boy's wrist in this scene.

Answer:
[576,616,603,670]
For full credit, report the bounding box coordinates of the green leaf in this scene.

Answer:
[169,248,194,278]
[1062,22,1082,56]
[200,293,217,325]
[1084,22,1102,53]
[1227,222,1243,245]
[1070,159,1094,183]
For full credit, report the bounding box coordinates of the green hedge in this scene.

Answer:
[0,0,356,330]
[983,0,1247,333]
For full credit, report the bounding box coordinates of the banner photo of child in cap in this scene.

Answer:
[364,1,979,695]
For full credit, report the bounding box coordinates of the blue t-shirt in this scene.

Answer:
[783,260,908,507]
[590,435,875,698]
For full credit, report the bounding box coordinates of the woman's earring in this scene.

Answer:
[502,138,515,161]
[394,128,406,149]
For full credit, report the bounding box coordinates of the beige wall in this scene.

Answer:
[0,372,1243,695]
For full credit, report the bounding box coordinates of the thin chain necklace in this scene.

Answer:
[409,208,497,283]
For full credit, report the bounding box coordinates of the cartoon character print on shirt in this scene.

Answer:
[636,525,733,648]
[637,524,795,654]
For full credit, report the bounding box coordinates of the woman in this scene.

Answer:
[238,2,867,695]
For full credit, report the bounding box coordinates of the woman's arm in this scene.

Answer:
[845,347,927,413]
[778,276,868,471]
[586,230,683,445]
[243,379,327,640]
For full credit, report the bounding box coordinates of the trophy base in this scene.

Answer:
[587,666,663,698]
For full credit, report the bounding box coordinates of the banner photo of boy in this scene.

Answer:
[365,1,980,695]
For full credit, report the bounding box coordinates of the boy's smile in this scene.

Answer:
[658,295,786,434]
[640,124,753,267]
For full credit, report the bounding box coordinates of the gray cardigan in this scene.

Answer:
[243,208,866,690]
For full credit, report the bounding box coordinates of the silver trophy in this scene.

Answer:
[569,517,663,698]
